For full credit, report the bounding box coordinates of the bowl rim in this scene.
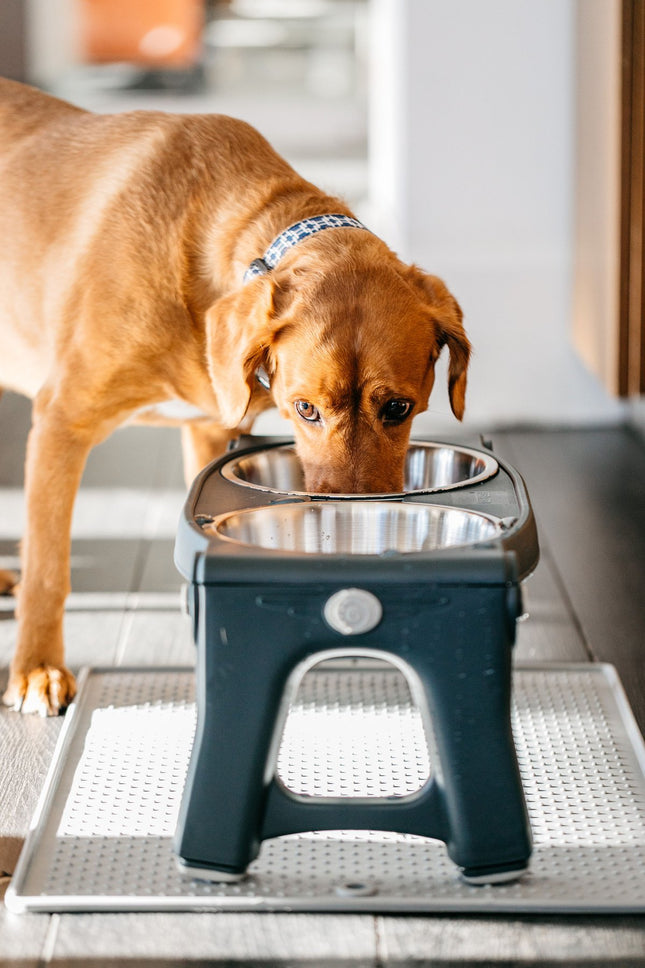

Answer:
[206,500,504,555]
[219,441,499,499]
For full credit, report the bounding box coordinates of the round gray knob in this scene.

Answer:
[323,588,382,636]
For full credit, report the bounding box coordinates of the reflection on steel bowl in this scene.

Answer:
[205,501,503,556]
[220,442,498,498]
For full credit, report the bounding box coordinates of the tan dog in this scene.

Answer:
[0,78,470,715]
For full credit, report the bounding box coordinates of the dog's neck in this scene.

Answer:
[243,215,370,393]
[243,214,370,284]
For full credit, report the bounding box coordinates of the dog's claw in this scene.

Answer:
[2,666,76,716]
[4,693,24,714]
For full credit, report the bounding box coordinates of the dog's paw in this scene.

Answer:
[2,665,76,716]
[0,569,18,595]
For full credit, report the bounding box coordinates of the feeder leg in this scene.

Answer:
[174,586,300,880]
[409,584,531,882]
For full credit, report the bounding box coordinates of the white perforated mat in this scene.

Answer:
[7,663,645,913]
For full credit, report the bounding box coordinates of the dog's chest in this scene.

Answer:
[130,399,213,425]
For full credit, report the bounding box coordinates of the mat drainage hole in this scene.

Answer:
[334,881,377,898]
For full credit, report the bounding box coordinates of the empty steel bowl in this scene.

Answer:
[207,501,502,555]
[220,442,498,497]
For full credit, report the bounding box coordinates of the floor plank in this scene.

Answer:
[50,912,378,966]
[0,702,62,877]
[0,392,30,487]
[498,428,645,732]
[377,914,645,966]
[513,548,589,663]
[0,881,52,968]
[116,609,195,666]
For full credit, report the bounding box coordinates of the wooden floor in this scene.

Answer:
[1,389,644,966]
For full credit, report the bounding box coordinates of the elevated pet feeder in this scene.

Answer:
[173,437,539,885]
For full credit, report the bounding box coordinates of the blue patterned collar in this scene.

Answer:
[243,213,369,283]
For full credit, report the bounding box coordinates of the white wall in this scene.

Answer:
[368,0,625,433]
[26,0,80,87]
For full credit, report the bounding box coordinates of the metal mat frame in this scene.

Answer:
[6,663,645,914]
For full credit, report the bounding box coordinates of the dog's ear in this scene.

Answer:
[405,267,471,420]
[205,277,281,428]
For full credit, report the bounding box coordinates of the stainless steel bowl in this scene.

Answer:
[220,442,498,497]
[206,502,502,555]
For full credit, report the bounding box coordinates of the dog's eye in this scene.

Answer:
[295,400,321,423]
[382,399,413,424]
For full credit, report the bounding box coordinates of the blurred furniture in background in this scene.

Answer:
[77,0,204,68]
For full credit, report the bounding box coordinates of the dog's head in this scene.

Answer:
[205,241,470,494]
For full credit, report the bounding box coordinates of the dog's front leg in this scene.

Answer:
[180,422,241,489]
[2,397,94,715]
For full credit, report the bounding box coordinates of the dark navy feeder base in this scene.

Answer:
[173,555,532,885]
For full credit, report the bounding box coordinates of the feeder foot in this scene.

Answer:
[460,864,529,886]
[175,857,248,883]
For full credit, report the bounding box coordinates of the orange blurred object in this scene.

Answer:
[78,0,204,68]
